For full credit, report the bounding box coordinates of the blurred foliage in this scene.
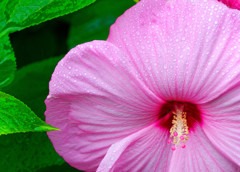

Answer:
[0,132,64,172]
[37,164,81,172]
[11,21,69,69]
[66,0,135,48]
[0,0,135,171]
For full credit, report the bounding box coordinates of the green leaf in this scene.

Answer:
[0,34,16,89]
[0,91,58,135]
[0,0,96,37]
[1,57,67,172]
[67,0,135,48]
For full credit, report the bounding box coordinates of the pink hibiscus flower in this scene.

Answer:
[218,0,240,9]
[45,0,240,171]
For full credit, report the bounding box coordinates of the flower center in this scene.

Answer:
[158,102,201,151]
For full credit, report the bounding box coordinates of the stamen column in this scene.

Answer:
[168,105,189,150]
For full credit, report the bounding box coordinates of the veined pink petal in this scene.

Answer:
[199,85,240,166]
[169,124,239,172]
[107,0,240,103]
[218,0,240,9]
[45,41,164,171]
[97,122,172,172]
[46,0,240,171]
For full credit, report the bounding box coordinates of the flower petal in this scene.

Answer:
[97,122,172,172]
[45,41,163,171]
[199,84,240,166]
[169,124,239,172]
[107,0,240,103]
[218,0,240,9]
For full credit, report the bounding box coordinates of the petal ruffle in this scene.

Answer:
[45,41,163,171]
[200,84,240,166]
[107,0,240,103]
[97,122,172,172]
[169,124,239,172]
